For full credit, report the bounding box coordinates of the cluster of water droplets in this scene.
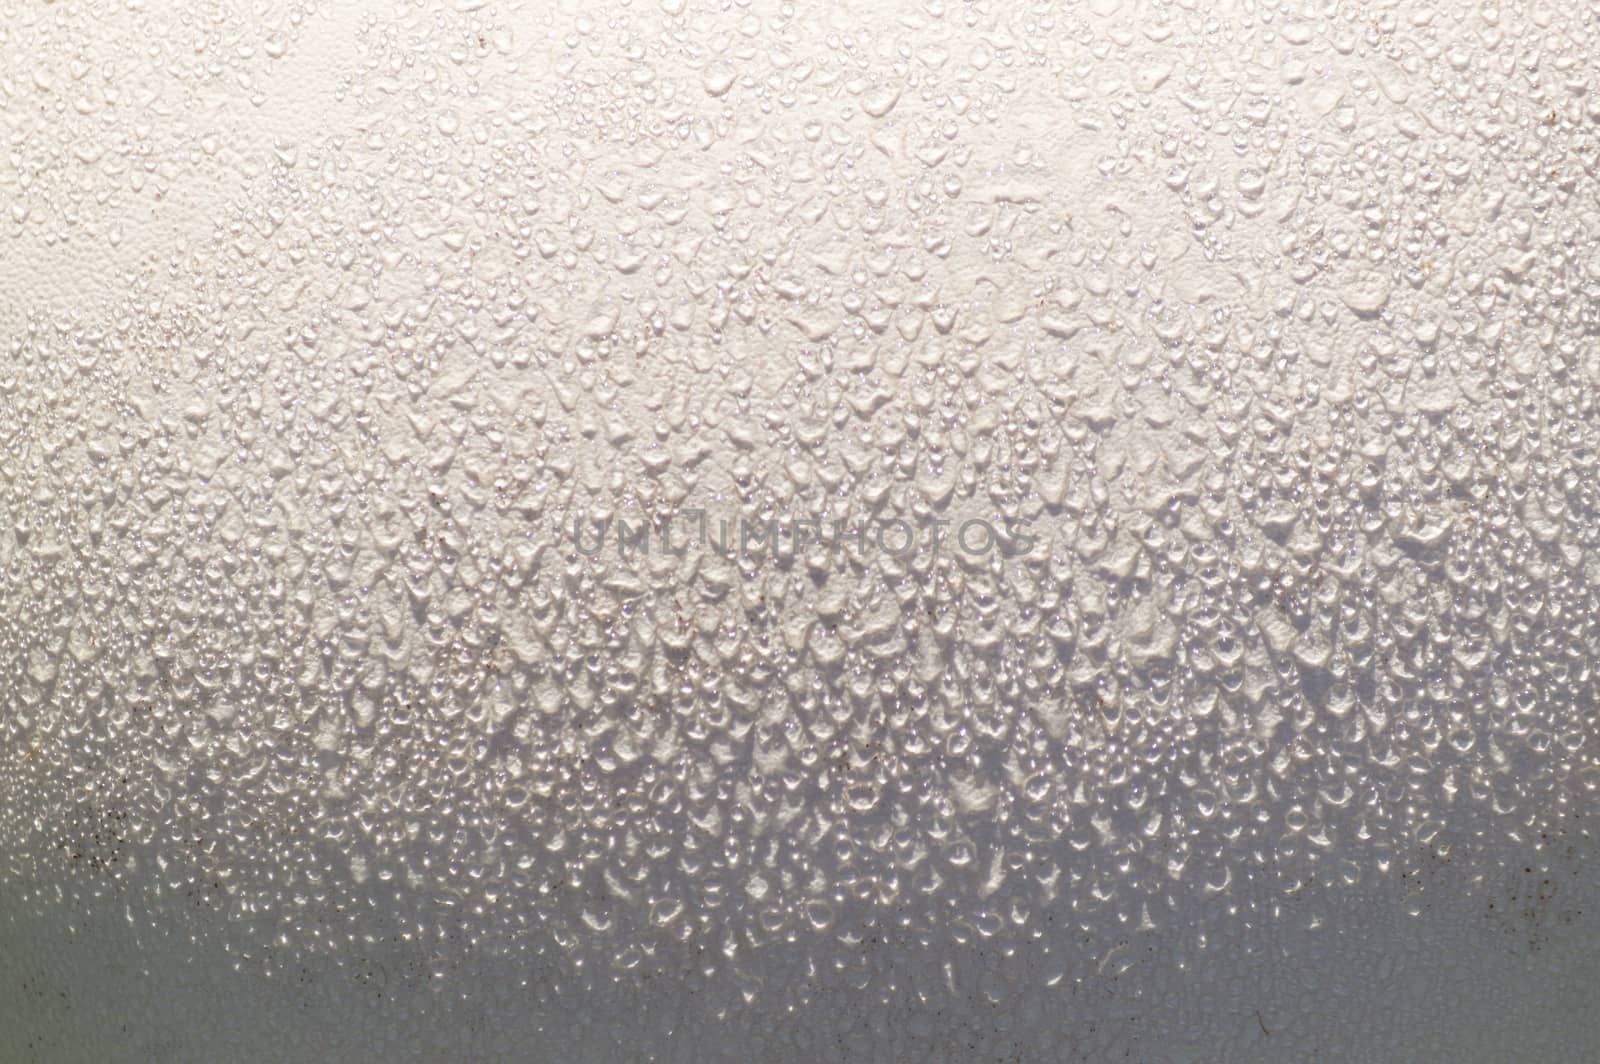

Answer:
[2,0,1598,1057]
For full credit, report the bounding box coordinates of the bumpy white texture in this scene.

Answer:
[2,0,1599,1061]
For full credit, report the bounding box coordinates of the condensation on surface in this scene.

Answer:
[1,1,1598,1061]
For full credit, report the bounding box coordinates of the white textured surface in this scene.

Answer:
[2,1,1599,1061]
